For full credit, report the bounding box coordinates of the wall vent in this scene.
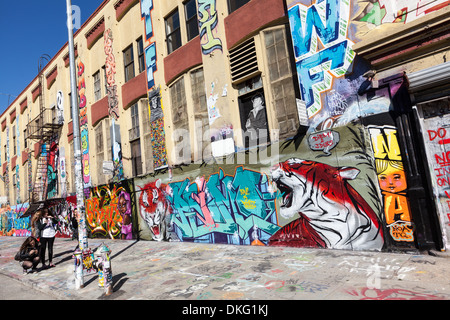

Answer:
[229,38,259,83]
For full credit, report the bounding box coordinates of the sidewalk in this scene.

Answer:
[1,236,450,301]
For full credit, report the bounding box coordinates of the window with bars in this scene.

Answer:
[165,9,182,54]
[123,45,135,83]
[93,71,102,101]
[264,27,300,139]
[185,0,199,41]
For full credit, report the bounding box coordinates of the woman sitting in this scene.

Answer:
[17,236,41,274]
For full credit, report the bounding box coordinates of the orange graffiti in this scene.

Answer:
[85,186,123,239]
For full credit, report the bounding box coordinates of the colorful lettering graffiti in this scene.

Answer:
[269,159,384,250]
[288,0,355,118]
[0,204,31,237]
[77,59,91,188]
[369,126,414,242]
[198,0,223,55]
[165,167,279,245]
[140,0,168,169]
[104,28,119,120]
[15,115,20,204]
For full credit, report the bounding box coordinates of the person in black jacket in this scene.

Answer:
[16,236,41,274]
[36,209,58,269]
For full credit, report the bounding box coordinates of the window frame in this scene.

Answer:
[137,37,146,74]
[185,0,199,41]
[93,70,102,101]
[165,8,182,54]
[123,44,135,83]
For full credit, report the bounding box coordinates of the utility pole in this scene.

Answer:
[66,0,88,289]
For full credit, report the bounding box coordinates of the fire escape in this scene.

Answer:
[24,55,64,214]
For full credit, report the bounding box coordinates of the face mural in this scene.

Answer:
[270,159,384,250]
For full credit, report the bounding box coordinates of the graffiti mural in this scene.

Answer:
[0,204,31,237]
[104,28,119,120]
[288,0,356,118]
[369,126,414,243]
[354,0,450,26]
[269,159,384,250]
[136,166,280,244]
[85,180,136,240]
[77,59,91,189]
[133,123,386,250]
[52,197,77,239]
[167,167,279,244]
[140,0,168,169]
[198,0,223,55]
[421,108,450,249]
[138,179,173,241]
[46,140,59,199]
[104,29,124,181]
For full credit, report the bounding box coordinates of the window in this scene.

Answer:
[165,9,182,54]
[23,129,27,149]
[170,77,190,163]
[12,126,16,155]
[51,104,56,124]
[131,140,142,177]
[126,101,143,176]
[123,45,135,83]
[264,27,300,139]
[190,68,210,160]
[95,122,105,185]
[102,65,108,93]
[141,98,153,173]
[68,92,73,120]
[137,37,145,74]
[228,0,250,13]
[93,71,101,101]
[129,103,140,141]
[185,0,199,41]
[170,77,188,131]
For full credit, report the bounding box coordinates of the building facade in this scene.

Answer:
[1,0,450,253]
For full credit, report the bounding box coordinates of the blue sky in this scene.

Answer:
[0,0,104,114]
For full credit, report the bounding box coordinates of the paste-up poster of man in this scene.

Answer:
[244,92,269,147]
[149,87,164,122]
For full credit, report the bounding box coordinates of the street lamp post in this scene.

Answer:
[66,0,88,289]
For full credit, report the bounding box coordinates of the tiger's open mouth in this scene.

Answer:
[276,181,293,209]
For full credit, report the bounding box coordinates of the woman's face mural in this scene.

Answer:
[378,165,408,193]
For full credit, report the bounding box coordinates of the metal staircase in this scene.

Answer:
[24,55,63,212]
